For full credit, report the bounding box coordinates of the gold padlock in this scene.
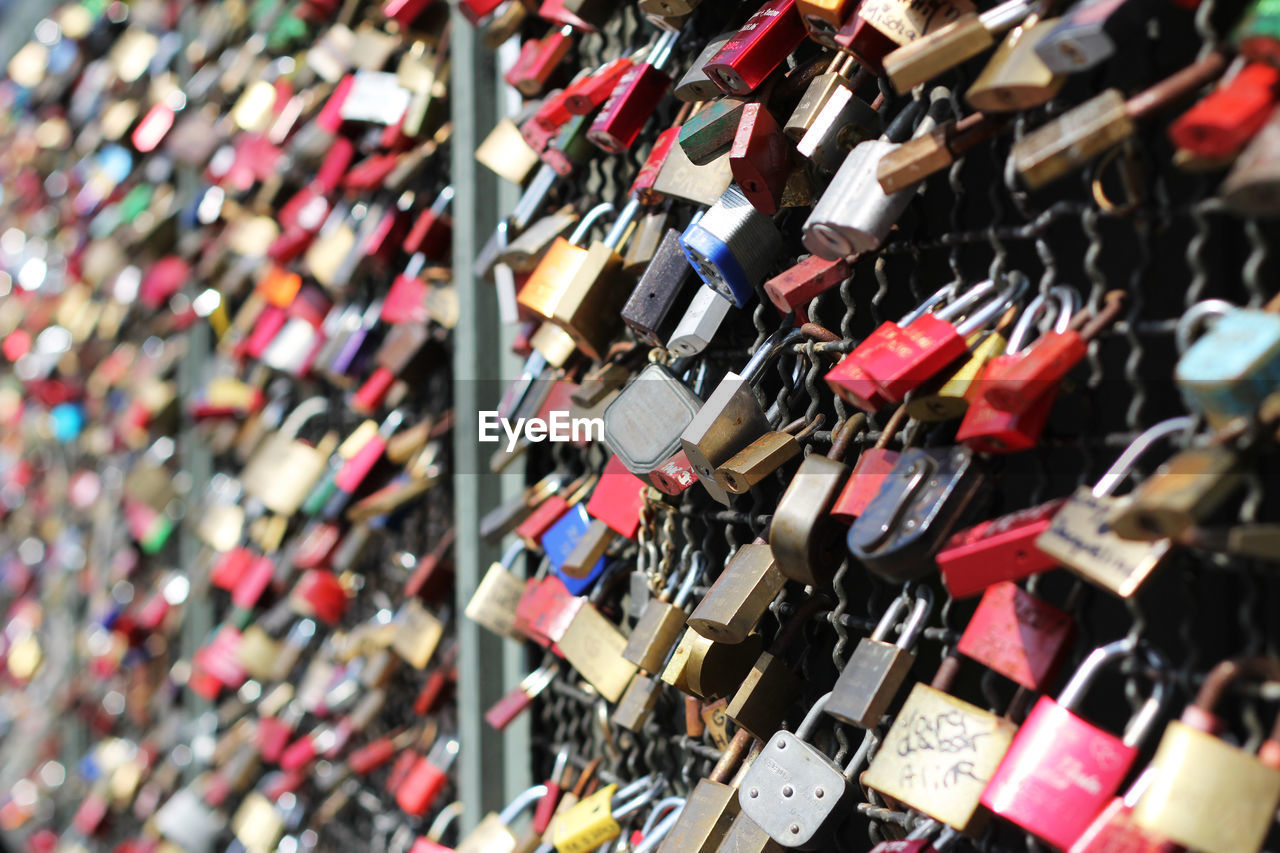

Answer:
[558,603,637,703]
[1106,445,1243,542]
[965,17,1065,113]
[687,542,784,645]
[656,731,755,853]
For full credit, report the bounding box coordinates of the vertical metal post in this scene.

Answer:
[451,7,531,829]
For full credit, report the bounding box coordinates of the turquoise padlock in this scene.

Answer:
[1175,299,1280,422]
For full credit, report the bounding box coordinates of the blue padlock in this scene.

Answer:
[1175,300,1280,423]
[680,184,783,308]
[542,504,607,595]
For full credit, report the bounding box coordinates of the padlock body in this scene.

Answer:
[984,331,1087,412]
[726,651,803,741]
[656,778,738,853]
[588,64,673,154]
[956,383,1058,455]
[603,364,704,475]
[830,447,901,522]
[770,455,852,587]
[864,683,1017,831]
[803,140,907,260]
[1130,720,1280,853]
[1175,308,1280,422]
[980,697,1138,850]
[957,581,1074,690]
[827,637,916,727]
[687,543,784,644]
[623,598,688,672]
[935,498,1065,598]
[738,730,850,848]
[704,0,808,95]
[1012,89,1135,188]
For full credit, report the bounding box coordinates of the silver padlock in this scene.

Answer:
[736,693,870,849]
[667,285,733,357]
[825,589,933,728]
[794,63,884,173]
[602,363,704,475]
[681,328,802,505]
[674,32,734,102]
[802,92,947,260]
[681,183,783,308]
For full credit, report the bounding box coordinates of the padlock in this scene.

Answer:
[1012,52,1226,188]
[238,397,336,517]
[624,209,674,273]
[764,254,854,319]
[518,203,617,325]
[456,783,549,853]
[802,97,939,259]
[847,446,987,581]
[737,692,864,848]
[680,98,751,166]
[558,601,637,702]
[716,415,821,494]
[630,796,687,853]
[1107,444,1244,542]
[485,664,559,731]
[546,199,645,360]
[656,731,753,852]
[794,68,886,174]
[956,580,1075,690]
[661,626,764,700]
[826,590,932,727]
[1034,0,1153,73]
[668,283,734,357]
[704,0,808,95]
[622,229,701,347]
[681,329,803,504]
[588,30,681,154]
[1035,417,1191,597]
[1170,61,1279,159]
[785,54,863,142]
[412,801,464,853]
[687,542,784,645]
[956,285,1080,453]
[674,33,734,101]
[964,16,1065,112]
[830,407,910,522]
[500,208,580,273]
[624,556,704,674]
[652,129,737,207]
[875,111,1009,193]
[1174,294,1280,424]
[982,288,1124,413]
[543,505,609,593]
[1130,657,1280,853]
[935,498,1067,598]
[602,363,704,476]
[770,415,865,587]
[905,328,1008,422]
[682,183,784,308]
[838,0,978,75]
[396,737,460,817]
[553,775,664,853]
[862,653,1019,831]
[828,276,1026,410]
[731,103,796,215]
[881,0,1035,91]
[464,543,527,640]
[506,26,575,98]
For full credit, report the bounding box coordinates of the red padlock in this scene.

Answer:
[457,0,504,24]
[395,738,459,817]
[980,639,1170,851]
[704,0,808,95]
[730,102,794,215]
[1170,62,1280,158]
[484,665,559,730]
[587,30,681,153]
[957,581,1075,690]
[935,498,1066,598]
[506,26,575,97]
[829,407,908,523]
[1068,768,1180,853]
[565,55,639,114]
[291,569,348,624]
[649,450,698,496]
[764,254,853,319]
[513,576,583,651]
[584,456,647,539]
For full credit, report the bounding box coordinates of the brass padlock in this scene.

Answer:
[1036,417,1190,597]
[1106,444,1244,542]
[239,397,337,517]
[965,17,1066,112]
[826,590,933,728]
[558,602,638,703]
[687,542,784,645]
[458,784,550,853]
[656,731,755,853]
[662,627,764,701]
[726,598,827,740]
[464,543,528,640]
[624,556,705,674]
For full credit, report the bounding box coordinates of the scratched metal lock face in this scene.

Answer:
[737,731,851,848]
[602,363,704,475]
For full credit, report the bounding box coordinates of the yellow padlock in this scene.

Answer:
[553,775,664,853]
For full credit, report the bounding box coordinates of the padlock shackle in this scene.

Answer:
[500,541,526,571]
[954,272,1030,336]
[633,800,684,853]
[611,774,665,819]
[498,783,551,824]
[895,587,934,650]
[1091,416,1195,498]
[646,29,681,73]
[741,327,806,385]
[426,800,463,843]
[871,594,912,642]
[569,202,617,246]
[898,286,961,328]
[1056,638,1170,748]
[640,796,686,837]
[1175,299,1234,354]
[1006,286,1080,354]
[670,553,704,609]
[603,196,643,250]
[278,396,330,440]
[797,691,834,740]
[841,727,877,777]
